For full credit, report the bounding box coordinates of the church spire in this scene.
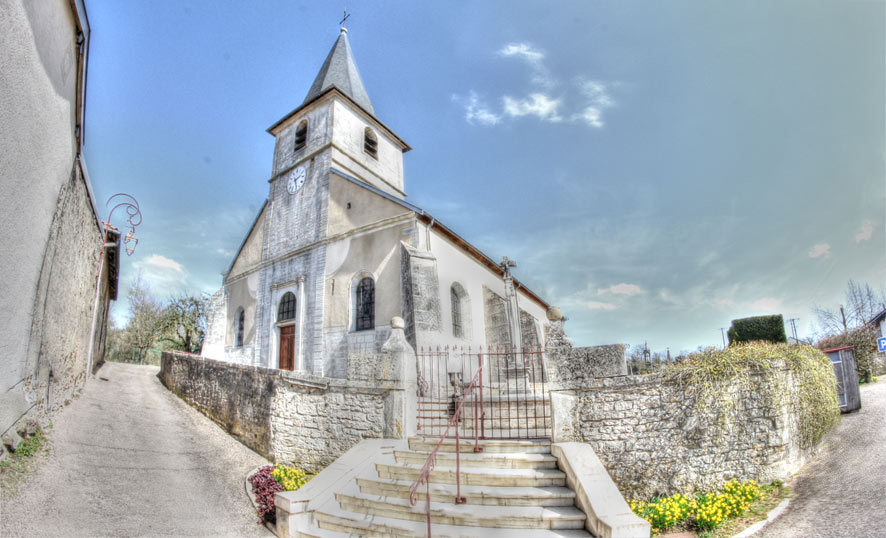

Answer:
[302,28,375,115]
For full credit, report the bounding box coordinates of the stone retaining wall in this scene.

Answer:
[545,321,628,384]
[552,369,813,500]
[160,351,401,472]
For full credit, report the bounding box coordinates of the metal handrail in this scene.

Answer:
[409,356,485,537]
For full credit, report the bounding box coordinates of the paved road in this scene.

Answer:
[1,362,270,537]
[755,380,886,538]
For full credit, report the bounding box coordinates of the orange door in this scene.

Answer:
[279,325,295,370]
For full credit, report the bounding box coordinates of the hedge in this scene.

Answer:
[727,315,787,345]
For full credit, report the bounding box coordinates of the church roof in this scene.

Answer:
[303,29,374,115]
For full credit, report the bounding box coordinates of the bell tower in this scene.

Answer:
[266,27,411,208]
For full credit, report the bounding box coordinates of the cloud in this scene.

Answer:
[749,297,782,312]
[456,92,501,126]
[502,93,562,122]
[572,79,616,128]
[575,106,604,128]
[808,243,831,259]
[499,42,545,65]
[131,253,189,299]
[598,283,644,296]
[499,42,555,89]
[855,220,874,242]
[586,301,616,311]
[141,254,184,273]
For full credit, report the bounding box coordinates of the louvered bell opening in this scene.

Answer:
[294,121,308,151]
[363,128,378,159]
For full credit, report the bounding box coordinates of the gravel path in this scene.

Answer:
[754,380,886,538]
[1,362,270,537]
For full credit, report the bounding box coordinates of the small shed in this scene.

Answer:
[822,346,861,413]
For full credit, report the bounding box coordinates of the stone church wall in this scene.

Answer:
[160,351,399,472]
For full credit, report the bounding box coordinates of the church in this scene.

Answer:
[202,27,552,377]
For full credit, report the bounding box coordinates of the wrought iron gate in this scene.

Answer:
[415,345,550,439]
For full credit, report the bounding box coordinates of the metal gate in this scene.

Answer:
[415,345,550,439]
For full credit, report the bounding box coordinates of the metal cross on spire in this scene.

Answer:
[340,10,351,30]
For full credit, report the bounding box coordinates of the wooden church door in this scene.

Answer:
[279,325,295,370]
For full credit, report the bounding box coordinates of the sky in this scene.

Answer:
[84,1,886,354]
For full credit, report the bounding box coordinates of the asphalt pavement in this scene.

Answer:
[754,379,886,538]
[1,362,270,537]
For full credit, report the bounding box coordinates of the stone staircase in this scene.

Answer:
[289,437,594,537]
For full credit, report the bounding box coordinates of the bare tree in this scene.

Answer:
[814,279,886,383]
[158,294,207,354]
[122,274,163,363]
[814,280,886,336]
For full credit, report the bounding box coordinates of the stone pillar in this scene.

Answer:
[296,276,306,372]
[500,257,523,352]
[380,316,417,438]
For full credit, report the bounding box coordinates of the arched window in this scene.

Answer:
[235,308,245,347]
[363,127,378,159]
[294,120,308,151]
[278,292,296,322]
[450,283,471,339]
[355,277,375,331]
[451,287,463,338]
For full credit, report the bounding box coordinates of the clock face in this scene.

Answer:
[287,166,307,194]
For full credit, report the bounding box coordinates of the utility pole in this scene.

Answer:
[787,318,799,342]
[720,328,727,349]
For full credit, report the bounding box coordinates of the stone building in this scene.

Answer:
[1,0,118,451]
[202,28,550,375]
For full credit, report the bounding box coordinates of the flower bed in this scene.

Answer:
[248,463,311,523]
[630,479,766,536]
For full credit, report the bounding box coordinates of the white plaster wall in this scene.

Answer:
[330,100,405,196]
[0,0,79,393]
[420,224,548,350]
[224,272,259,348]
[229,207,265,278]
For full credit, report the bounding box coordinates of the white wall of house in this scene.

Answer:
[418,223,547,351]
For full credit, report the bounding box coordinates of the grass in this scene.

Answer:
[0,426,51,499]
[699,483,792,538]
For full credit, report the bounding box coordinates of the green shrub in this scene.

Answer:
[727,315,787,345]
[817,324,878,383]
[662,342,840,448]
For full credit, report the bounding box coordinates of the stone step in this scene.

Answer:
[393,449,559,470]
[335,491,586,530]
[295,525,354,538]
[408,436,551,454]
[314,510,593,537]
[375,462,566,487]
[355,477,576,507]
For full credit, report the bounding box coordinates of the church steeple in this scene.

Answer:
[302,28,374,115]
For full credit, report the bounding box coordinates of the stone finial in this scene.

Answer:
[546,306,565,321]
[391,316,405,330]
